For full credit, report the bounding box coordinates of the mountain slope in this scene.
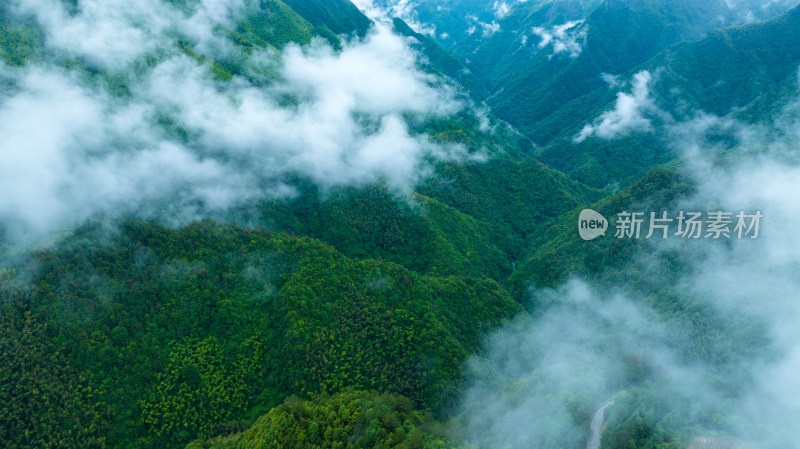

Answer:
[456,0,604,83]
[231,0,316,50]
[370,0,508,50]
[4,1,795,449]
[281,0,372,43]
[259,183,513,280]
[0,219,521,448]
[536,4,800,187]
[486,0,733,144]
[392,17,488,97]
[651,5,800,120]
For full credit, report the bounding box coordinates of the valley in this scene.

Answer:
[2,1,800,449]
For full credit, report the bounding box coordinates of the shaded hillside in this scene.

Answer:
[537,4,800,187]
[487,0,733,144]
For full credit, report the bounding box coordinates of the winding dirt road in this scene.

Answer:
[586,397,615,449]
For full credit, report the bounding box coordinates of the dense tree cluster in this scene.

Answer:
[186,390,459,449]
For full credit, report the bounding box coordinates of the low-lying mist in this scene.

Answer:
[459,72,800,449]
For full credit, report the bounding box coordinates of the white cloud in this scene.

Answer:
[661,107,800,447]
[466,14,500,38]
[532,20,586,58]
[0,1,468,239]
[600,72,621,88]
[493,1,511,18]
[575,71,656,143]
[460,279,714,449]
[351,0,436,37]
[11,0,244,70]
[481,20,500,37]
[494,0,530,18]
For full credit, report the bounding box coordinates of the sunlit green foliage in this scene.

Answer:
[1,218,519,448]
[141,337,247,443]
[186,390,461,449]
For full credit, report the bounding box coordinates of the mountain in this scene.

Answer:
[230,0,315,50]
[536,3,800,187]
[482,0,734,141]
[3,1,800,449]
[376,1,800,188]
[370,0,513,48]
[648,5,800,120]
[454,0,605,80]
